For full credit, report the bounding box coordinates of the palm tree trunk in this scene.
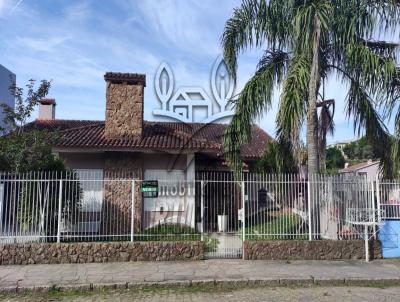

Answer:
[307,17,321,176]
[308,16,322,239]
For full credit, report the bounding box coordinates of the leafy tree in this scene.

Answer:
[326,147,345,171]
[342,137,380,161]
[0,79,64,172]
[222,0,399,178]
[343,142,356,159]
[0,80,82,242]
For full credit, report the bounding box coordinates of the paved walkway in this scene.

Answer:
[1,259,400,292]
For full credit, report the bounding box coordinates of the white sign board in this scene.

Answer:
[238,208,244,221]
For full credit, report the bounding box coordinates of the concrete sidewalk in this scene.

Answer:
[1,259,400,292]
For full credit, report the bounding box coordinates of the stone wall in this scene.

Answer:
[243,240,382,260]
[0,241,204,265]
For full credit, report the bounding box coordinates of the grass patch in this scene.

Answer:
[243,213,308,240]
[1,280,399,301]
[137,223,219,252]
[58,224,209,243]
[47,223,219,252]
[203,235,219,253]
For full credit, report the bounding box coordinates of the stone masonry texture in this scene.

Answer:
[0,241,204,265]
[104,79,144,140]
[102,153,143,234]
[102,72,146,235]
[243,240,382,260]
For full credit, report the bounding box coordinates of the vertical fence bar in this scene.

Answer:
[57,179,63,243]
[364,225,369,262]
[241,180,245,245]
[200,180,204,242]
[371,178,376,238]
[376,176,381,223]
[307,176,312,241]
[130,179,135,242]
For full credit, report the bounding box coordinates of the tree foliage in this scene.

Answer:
[0,80,83,241]
[342,137,379,161]
[384,68,400,178]
[222,0,400,178]
[326,147,345,171]
[0,79,64,172]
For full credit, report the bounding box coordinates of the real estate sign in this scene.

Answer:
[141,180,159,198]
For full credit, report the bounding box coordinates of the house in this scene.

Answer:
[339,160,380,179]
[328,139,357,152]
[0,65,16,131]
[30,72,272,233]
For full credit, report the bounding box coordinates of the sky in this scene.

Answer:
[0,0,397,144]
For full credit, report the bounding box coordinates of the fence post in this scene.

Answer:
[131,179,135,242]
[371,178,376,238]
[57,179,63,243]
[307,176,312,241]
[364,225,369,262]
[200,180,204,242]
[376,175,381,223]
[241,180,245,244]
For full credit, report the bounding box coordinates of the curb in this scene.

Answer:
[2,277,400,293]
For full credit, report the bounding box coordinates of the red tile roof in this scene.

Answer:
[46,120,272,160]
[30,119,102,131]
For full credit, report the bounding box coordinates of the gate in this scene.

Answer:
[197,172,244,258]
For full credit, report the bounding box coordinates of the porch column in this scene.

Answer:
[102,153,143,236]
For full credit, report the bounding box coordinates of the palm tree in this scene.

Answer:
[386,68,400,179]
[222,0,400,178]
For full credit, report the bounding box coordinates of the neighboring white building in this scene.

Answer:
[339,160,380,179]
[0,65,16,130]
[328,139,357,151]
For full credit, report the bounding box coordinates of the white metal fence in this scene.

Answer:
[0,171,399,258]
[377,179,400,219]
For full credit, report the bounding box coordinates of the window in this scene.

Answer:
[75,169,104,212]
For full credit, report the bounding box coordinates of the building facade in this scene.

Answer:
[339,160,380,179]
[30,72,272,233]
[0,65,16,130]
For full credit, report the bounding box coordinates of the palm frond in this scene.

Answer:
[294,0,332,57]
[346,80,393,177]
[341,42,397,101]
[221,0,294,79]
[224,50,290,173]
[392,107,400,178]
[276,54,310,142]
[221,0,266,79]
[365,0,400,31]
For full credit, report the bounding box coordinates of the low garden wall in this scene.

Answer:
[243,240,382,260]
[0,241,204,265]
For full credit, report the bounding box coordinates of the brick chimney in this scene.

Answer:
[38,98,56,120]
[104,72,146,140]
